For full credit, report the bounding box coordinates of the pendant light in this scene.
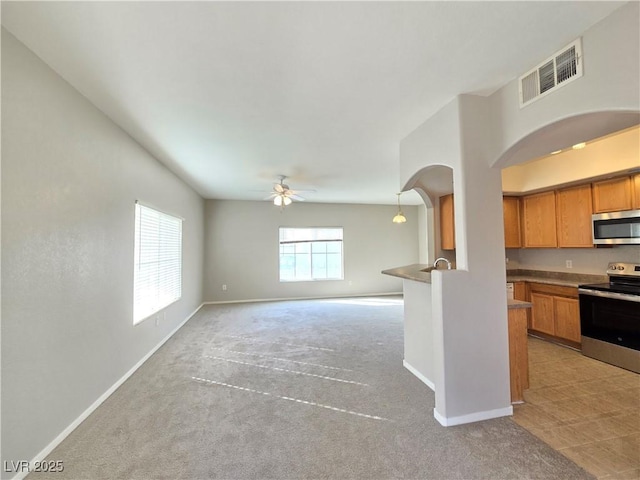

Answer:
[392,192,407,223]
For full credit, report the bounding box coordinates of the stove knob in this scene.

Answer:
[619,266,625,271]
[610,265,617,270]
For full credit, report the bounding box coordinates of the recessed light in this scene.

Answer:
[572,142,587,150]
[550,150,562,155]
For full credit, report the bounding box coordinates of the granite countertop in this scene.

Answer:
[382,266,531,309]
[508,299,532,309]
[383,265,607,290]
[506,269,608,288]
[381,264,435,283]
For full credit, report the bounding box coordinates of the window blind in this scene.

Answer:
[133,203,182,324]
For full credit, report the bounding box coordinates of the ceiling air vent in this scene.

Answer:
[519,38,583,108]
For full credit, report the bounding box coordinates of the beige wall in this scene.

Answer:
[502,126,640,193]
[1,30,204,472]
[203,200,419,303]
[507,246,640,275]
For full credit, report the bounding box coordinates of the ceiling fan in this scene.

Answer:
[265,175,310,207]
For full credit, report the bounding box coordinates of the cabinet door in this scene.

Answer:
[530,292,555,335]
[513,281,527,301]
[522,191,557,247]
[508,308,529,402]
[556,184,593,247]
[592,177,632,213]
[440,194,455,250]
[503,196,522,248]
[554,297,581,343]
[633,174,640,210]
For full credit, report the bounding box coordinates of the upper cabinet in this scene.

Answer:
[440,194,455,250]
[439,195,523,250]
[592,177,633,213]
[556,184,594,248]
[441,173,634,251]
[503,196,522,248]
[522,191,557,248]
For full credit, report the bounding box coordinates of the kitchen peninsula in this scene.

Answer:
[383,264,532,403]
[382,264,438,391]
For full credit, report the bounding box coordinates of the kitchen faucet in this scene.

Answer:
[433,257,452,270]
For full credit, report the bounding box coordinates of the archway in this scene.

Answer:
[402,164,455,267]
[493,110,640,170]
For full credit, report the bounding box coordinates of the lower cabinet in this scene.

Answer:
[529,283,581,346]
[513,281,527,301]
[530,292,555,335]
[508,307,529,403]
[553,297,581,343]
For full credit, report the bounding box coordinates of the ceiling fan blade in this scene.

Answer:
[289,194,305,201]
[289,189,316,194]
[264,193,277,200]
[274,183,285,193]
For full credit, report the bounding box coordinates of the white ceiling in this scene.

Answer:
[1,1,626,205]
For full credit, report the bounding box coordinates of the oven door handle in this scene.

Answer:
[578,288,640,303]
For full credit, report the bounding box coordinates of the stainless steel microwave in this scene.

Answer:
[592,209,640,245]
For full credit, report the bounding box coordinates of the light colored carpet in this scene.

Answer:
[31,296,594,479]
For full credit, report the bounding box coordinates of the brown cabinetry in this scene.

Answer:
[529,283,581,346]
[508,307,529,403]
[556,184,594,248]
[592,177,633,213]
[513,281,527,301]
[554,297,581,343]
[503,196,522,248]
[522,191,557,247]
[440,195,524,250]
[633,174,640,210]
[439,194,455,250]
[530,292,555,335]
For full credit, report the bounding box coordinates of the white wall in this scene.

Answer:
[400,100,461,198]
[203,200,419,302]
[402,280,434,389]
[399,96,513,425]
[397,1,639,427]
[417,203,429,263]
[491,2,640,168]
[1,30,204,474]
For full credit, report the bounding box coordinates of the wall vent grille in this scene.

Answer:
[519,38,583,108]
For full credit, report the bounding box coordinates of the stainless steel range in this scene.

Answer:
[578,262,640,374]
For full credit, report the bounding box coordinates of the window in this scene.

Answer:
[133,203,182,324]
[279,227,343,281]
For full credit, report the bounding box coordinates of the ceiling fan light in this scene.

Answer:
[283,196,292,206]
[274,195,283,206]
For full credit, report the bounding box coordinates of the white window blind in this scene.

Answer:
[133,203,182,324]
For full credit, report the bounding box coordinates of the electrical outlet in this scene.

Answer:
[222,284,227,291]
[348,281,353,286]
[155,315,160,326]
[505,257,509,264]
[566,260,573,269]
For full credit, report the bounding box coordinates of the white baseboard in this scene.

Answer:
[14,303,204,480]
[433,405,513,427]
[403,359,435,391]
[203,292,403,305]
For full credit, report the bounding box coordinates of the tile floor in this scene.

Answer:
[512,337,640,480]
